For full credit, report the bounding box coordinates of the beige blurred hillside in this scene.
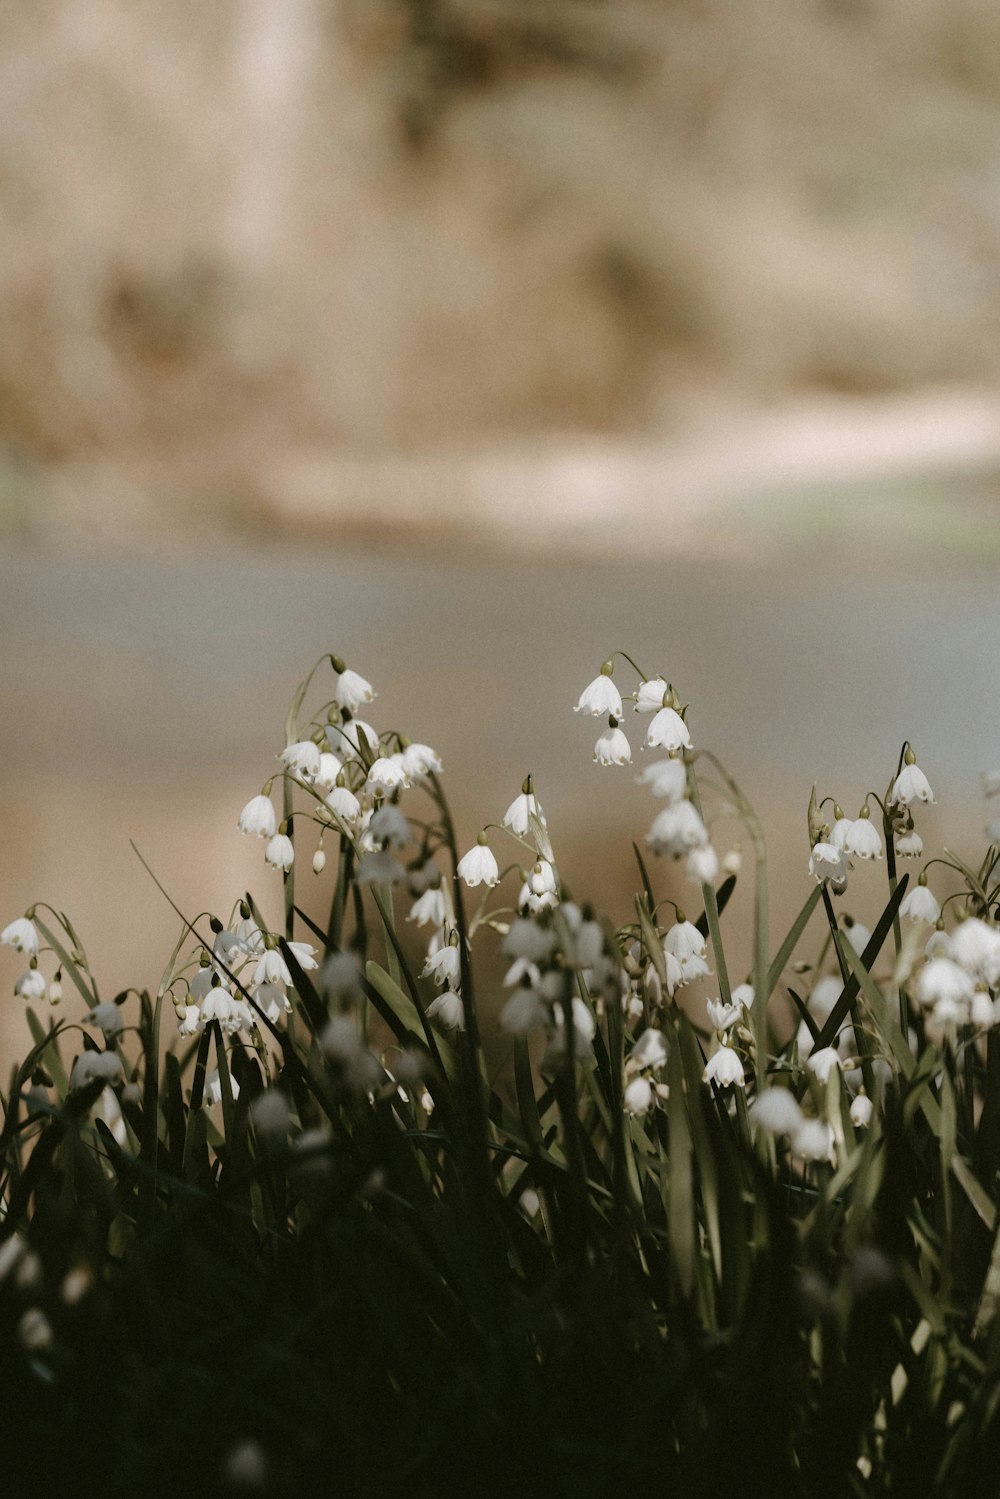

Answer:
[3,0,1000,549]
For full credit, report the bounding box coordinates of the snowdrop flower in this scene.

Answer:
[808,842,851,885]
[594,719,631,766]
[238,795,277,838]
[369,804,411,849]
[253,982,290,1023]
[894,829,924,857]
[422,943,462,988]
[265,833,294,871]
[900,880,941,926]
[703,1044,745,1089]
[888,757,934,808]
[500,984,548,1035]
[636,758,688,802]
[357,850,406,886]
[916,957,975,1011]
[972,991,997,1029]
[575,666,622,718]
[427,991,465,1030]
[502,918,556,963]
[367,756,407,797]
[250,1090,291,1142]
[280,741,321,782]
[205,1069,240,1107]
[200,989,236,1031]
[686,845,719,885]
[664,919,710,984]
[312,848,327,875]
[544,996,597,1066]
[177,1004,201,1037]
[254,949,291,987]
[233,917,265,957]
[793,1118,835,1163]
[949,918,1000,987]
[528,859,557,896]
[829,815,853,851]
[645,706,692,754]
[503,779,546,836]
[457,834,500,888]
[332,667,375,715]
[325,784,362,824]
[731,982,755,1011]
[1,918,40,958]
[850,1092,874,1129]
[86,1002,124,1039]
[15,970,46,1002]
[408,887,447,928]
[843,921,871,956]
[69,1051,121,1093]
[624,1077,654,1116]
[288,940,318,971]
[634,676,669,714]
[337,717,379,758]
[807,1047,842,1084]
[314,752,343,792]
[752,1088,803,1136]
[844,812,882,861]
[707,997,741,1032]
[400,742,442,781]
[627,1027,668,1074]
[648,800,709,857]
[504,957,541,989]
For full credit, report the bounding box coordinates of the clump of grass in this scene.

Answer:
[2,651,1000,1497]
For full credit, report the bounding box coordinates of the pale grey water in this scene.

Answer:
[0,540,995,1053]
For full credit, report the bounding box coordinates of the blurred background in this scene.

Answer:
[2,0,1000,1057]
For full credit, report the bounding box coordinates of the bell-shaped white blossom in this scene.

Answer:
[503,791,546,837]
[15,969,46,1001]
[338,718,379,759]
[647,800,709,858]
[325,785,362,824]
[575,672,623,718]
[401,742,442,781]
[889,762,934,808]
[333,668,375,714]
[177,1004,201,1037]
[69,1050,122,1093]
[664,920,710,986]
[253,982,290,1023]
[634,677,669,714]
[793,1118,835,1162]
[807,1046,842,1084]
[628,1027,668,1075]
[264,834,294,871]
[829,817,853,851]
[624,1077,654,1116]
[370,804,411,849]
[808,842,851,885]
[703,1044,745,1089]
[86,1002,124,1039]
[544,996,597,1066]
[312,849,327,874]
[731,982,755,1011]
[422,944,462,988]
[948,918,1000,986]
[427,990,465,1030]
[707,997,741,1032]
[900,884,941,926]
[843,921,871,956]
[280,741,321,782]
[408,888,447,928]
[917,956,975,1011]
[594,723,631,766]
[645,707,692,753]
[314,753,343,792]
[752,1088,803,1136]
[254,950,290,988]
[357,849,406,886]
[366,756,407,797]
[972,991,998,1029]
[686,845,719,886]
[1,918,40,958]
[844,817,882,861]
[894,830,924,858]
[500,984,548,1035]
[205,1069,241,1108]
[238,795,277,838]
[502,918,556,962]
[636,757,688,803]
[457,837,500,888]
[850,1092,874,1129]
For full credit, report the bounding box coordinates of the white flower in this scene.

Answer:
[664,920,709,984]
[752,1088,803,1136]
[889,762,934,808]
[401,742,442,781]
[949,918,1000,987]
[367,756,407,797]
[829,818,853,851]
[314,753,343,792]
[15,970,46,1002]
[499,985,548,1035]
[254,950,291,987]
[731,982,755,1010]
[200,989,236,1031]
[686,845,719,886]
[594,723,631,766]
[312,849,327,874]
[894,830,924,857]
[422,944,462,988]
[288,940,318,972]
[85,1002,124,1038]
[238,795,277,838]
[1,918,40,958]
[628,1027,668,1074]
[325,785,362,824]
[899,884,941,926]
[634,677,669,713]
[457,838,500,888]
[333,668,375,714]
[793,1118,834,1162]
[504,957,540,988]
[502,918,556,962]
[808,842,851,885]
[972,991,998,1029]
[357,850,405,886]
[645,707,692,753]
[850,1093,874,1129]
[335,717,379,759]
[427,991,465,1030]
[408,888,447,928]
[647,800,709,857]
[205,1069,241,1107]
[636,758,687,802]
[544,996,597,1065]
[528,859,557,896]
[177,1004,201,1036]
[807,1046,842,1084]
[624,1077,654,1116]
[575,671,622,718]
[280,741,321,782]
[844,817,882,861]
[264,833,295,871]
[917,957,975,1011]
[703,1045,745,1089]
[843,921,871,955]
[69,1051,121,1093]
[706,997,740,1031]
[503,792,546,837]
[370,804,411,849]
[253,982,290,1023]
